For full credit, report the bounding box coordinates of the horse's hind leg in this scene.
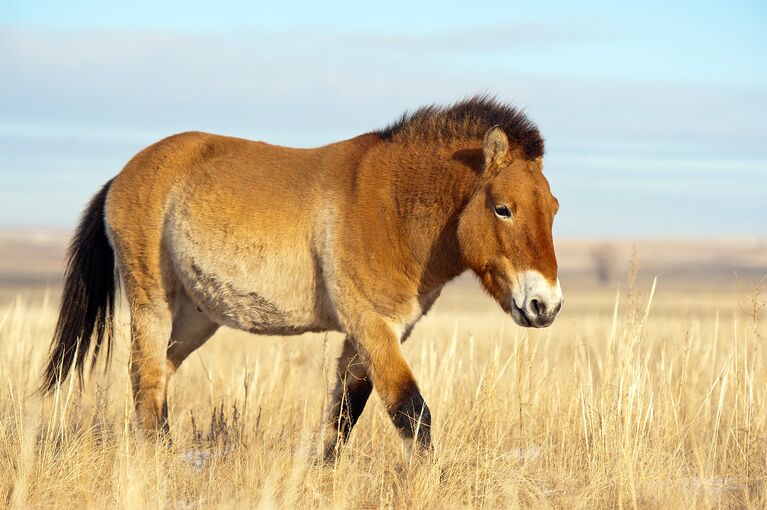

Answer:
[125,289,173,433]
[167,289,219,373]
[159,290,218,429]
[115,246,177,434]
[126,284,218,434]
[322,336,373,462]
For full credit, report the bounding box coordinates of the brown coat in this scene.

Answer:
[43,96,563,460]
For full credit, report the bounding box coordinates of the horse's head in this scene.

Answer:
[457,126,563,328]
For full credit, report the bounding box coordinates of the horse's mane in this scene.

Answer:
[375,94,544,159]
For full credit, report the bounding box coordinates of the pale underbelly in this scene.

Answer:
[168,236,341,335]
[184,261,341,335]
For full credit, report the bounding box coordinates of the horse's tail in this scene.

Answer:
[42,179,118,392]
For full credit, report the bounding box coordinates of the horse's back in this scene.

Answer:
[105,131,342,334]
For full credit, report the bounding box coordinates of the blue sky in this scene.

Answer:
[1,1,765,235]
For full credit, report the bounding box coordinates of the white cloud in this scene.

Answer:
[2,25,765,147]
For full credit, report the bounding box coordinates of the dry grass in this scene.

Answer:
[1,276,766,509]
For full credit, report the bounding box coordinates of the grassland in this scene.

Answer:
[1,233,766,508]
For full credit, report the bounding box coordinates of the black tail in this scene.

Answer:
[42,179,118,392]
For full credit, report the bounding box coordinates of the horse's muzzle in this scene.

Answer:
[510,271,563,328]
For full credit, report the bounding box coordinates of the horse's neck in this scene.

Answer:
[377,140,480,293]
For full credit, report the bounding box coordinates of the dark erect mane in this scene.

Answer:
[375,95,544,159]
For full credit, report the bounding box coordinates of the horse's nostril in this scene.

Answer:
[530,298,543,317]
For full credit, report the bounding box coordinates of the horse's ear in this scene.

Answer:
[483,125,509,168]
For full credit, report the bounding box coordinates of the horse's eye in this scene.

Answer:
[494,205,512,219]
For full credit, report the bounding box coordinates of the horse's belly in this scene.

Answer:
[170,242,340,335]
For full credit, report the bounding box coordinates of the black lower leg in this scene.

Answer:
[336,380,373,442]
[390,383,431,449]
[161,399,170,435]
[324,379,373,461]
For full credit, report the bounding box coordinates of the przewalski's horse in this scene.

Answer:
[42,96,563,460]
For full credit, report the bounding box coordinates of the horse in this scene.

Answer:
[42,95,563,461]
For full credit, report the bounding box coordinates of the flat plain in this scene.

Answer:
[1,230,766,508]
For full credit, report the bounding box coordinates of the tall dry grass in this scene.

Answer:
[1,277,765,508]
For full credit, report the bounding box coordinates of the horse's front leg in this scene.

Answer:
[352,316,432,454]
[322,336,373,462]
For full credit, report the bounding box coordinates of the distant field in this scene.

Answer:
[1,230,766,507]
[1,229,765,292]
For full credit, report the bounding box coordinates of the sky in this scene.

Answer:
[1,0,766,236]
